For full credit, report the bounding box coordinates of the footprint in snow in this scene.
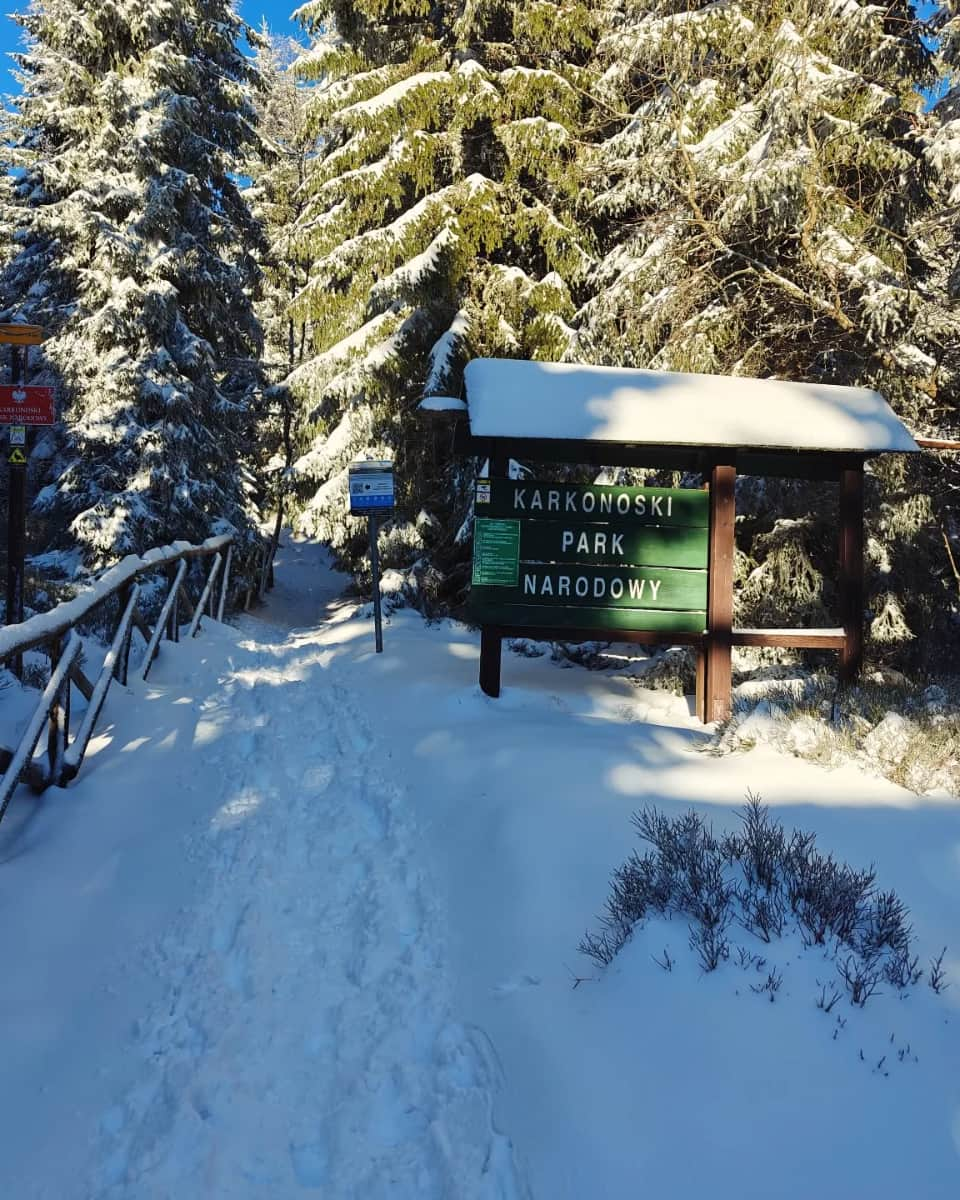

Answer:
[493,975,542,996]
[289,1140,328,1189]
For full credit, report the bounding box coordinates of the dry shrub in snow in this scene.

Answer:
[580,796,948,1009]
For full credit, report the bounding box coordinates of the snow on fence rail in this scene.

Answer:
[0,534,275,826]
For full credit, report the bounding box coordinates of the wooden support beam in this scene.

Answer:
[695,649,707,722]
[479,626,503,698]
[177,584,195,622]
[131,609,152,645]
[839,464,865,685]
[705,464,736,723]
[732,628,845,650]
[69,662,94,701]
[494,627,705,647]
[477,441,510,698]
[696,476,710,722]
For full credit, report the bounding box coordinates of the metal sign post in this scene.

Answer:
[5,346,26,675]
[348,460,395,653]
[2,325,49,676]
[368,513,383,653]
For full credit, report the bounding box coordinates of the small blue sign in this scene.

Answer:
[349,461,395,516]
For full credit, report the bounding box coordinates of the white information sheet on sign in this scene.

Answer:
[349,461,395,514]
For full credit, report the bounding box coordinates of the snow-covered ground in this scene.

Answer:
[0,537,957,1198]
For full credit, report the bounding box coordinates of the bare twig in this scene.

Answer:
[929,947,950,994]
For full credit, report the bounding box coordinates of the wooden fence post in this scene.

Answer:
[706,463,736,723]
[0,538,234,818]
[217,543,233,623]
[114,584,134,685]
[187,553,222,639]
[45,634,70,786]
[165,562,180,642]
[141,559,187,680]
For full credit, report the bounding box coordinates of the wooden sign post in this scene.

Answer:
[705,464,735,723]
[434,356,917,723]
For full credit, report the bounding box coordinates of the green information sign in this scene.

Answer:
[474,479,709,526]
[470,480,709,634]
[472,518,520,586]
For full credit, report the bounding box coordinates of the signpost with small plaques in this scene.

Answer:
[0,385,55,426]
[348,460,395,653]
[2,324,49,671]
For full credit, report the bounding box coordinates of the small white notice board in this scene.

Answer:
[349,460,395,515]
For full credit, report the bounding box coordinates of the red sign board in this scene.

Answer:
[0,385,55,425]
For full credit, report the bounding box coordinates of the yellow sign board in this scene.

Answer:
[0,324,44,345]
[8,447,27,464]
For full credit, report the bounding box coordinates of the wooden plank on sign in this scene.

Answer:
[469,603,708,634]
[0,324,44,345]
[518,519,708,569]
[474,564,707,612]
[733,628,845,649]
[475,480,709,525]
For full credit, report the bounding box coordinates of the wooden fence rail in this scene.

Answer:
[0,534,274,827]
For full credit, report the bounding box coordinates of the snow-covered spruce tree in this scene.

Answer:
[0,0,268,571]
[285,1,597,596]
[579,1,959,668]
[244,29,316,564]
[925,54,960,622]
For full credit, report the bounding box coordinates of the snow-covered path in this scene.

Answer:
[0,547,523,1199]
[90,654,516,1197]
[1,538,958,1199]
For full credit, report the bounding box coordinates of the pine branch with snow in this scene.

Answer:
[578,0,960,669]
[282,1,598,578]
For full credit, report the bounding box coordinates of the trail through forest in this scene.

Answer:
[0,537,957,1199]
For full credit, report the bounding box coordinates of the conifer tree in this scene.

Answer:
[580,0,959,663]
[286,1,597,588]
[245,29,315,562]
[0,0,268,568]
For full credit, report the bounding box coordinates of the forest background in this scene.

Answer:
[0,1,957,681]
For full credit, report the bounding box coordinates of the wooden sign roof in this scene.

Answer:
[461,359,918,455]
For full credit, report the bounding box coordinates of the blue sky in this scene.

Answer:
[0,1,304,97]
[0,1,947,101]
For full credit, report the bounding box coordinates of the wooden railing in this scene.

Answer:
[0,534,274,826]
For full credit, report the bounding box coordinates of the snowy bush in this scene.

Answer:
[580,796,948,1009]
[713,671,960,796]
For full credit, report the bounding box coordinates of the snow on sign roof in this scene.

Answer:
[463,359,918,454]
